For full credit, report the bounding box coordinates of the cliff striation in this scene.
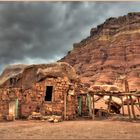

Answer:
[60,12,140,91]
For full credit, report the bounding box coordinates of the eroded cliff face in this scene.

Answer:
[60,12,140,91]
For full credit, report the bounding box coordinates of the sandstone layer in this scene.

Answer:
[60,12,140,91]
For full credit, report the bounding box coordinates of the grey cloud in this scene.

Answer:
[0,2,140,72]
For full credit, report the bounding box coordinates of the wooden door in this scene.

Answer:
[87,94,92,117]
[9,99,18,118]
[78,97,82,116]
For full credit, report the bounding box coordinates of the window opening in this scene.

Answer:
[45,86,53,101]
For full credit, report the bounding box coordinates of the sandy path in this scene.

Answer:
[0,120,140,139]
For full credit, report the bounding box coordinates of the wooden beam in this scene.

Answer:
[129,95,136,120]
[88,91,140,97]
[92,93,95,120]
[120,96,124,116]
[126,95,131,120]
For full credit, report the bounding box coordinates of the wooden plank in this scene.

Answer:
[78,97,82,116]
[15,98,19,119]
[87,94,92,117]
[129,95,136,120]
[126,95,131,120]
[120,96,124,116]
[92,93,95,120]
[124,79,129,92]
[108,95,112,113]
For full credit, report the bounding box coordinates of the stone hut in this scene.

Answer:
[0,62,78,120]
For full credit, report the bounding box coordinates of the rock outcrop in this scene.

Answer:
[60,12,140,91]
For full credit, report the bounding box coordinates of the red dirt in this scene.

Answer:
[0,120,140,139]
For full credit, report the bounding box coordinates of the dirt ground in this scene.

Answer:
[0,120,140,139]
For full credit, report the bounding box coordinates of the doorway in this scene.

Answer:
[45,86,53,101]
[78,97,82,116]
[77,95,92,118]
[9,99,18,118]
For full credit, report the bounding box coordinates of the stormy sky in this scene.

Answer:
[0,1,140,73]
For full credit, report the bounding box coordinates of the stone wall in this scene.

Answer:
[0,88,21,119]
[0,77,77,120]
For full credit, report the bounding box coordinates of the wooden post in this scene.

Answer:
[64,93,67,120]
[92,93,95,120]
[129,95,136,120]
[87,94,92,118]
[124,79,129,92]
[108,95,112,113]
[137,97,140,108]
[120,96,124,116]
[126,95,131,120]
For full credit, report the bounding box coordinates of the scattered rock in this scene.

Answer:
[47,115,62,123]
[28,112,62,123]
[28,112,43,120]
[6,114,15,121]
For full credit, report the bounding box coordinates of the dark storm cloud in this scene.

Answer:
[0,2,140,72]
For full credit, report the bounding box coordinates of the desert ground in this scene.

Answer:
[0,119,140,139]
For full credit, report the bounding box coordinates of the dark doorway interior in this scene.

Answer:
[45,86,53,101]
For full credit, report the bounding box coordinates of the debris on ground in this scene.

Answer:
[96,108,110,118]
[28,112,43,120]
[47,115,62,123]
[28,112,62,123]
[6,114,15,121]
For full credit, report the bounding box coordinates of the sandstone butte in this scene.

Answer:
[59,12,140,92]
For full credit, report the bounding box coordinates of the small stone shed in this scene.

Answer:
[0,62,78,120]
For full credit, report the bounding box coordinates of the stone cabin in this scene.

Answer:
[0,62,78,120]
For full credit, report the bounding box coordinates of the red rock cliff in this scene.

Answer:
[60,12,140,91]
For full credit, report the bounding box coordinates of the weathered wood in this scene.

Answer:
[108,95,112,113]
[88,91,140,97]
[126,95,131,120]
[124,79,129,93]
[120,96,124,116]
[137,97,140,108]
[87,94,92,117]
[129,95,136,120]
[92,93,95,120]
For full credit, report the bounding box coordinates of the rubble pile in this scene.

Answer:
[28,112,62,123]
